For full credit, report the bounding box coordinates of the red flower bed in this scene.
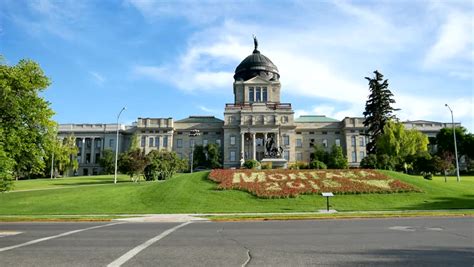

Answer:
[208,169,420,198]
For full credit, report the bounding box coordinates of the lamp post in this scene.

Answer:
[114,107,126,184]
[189,129,200,173]
[445,104,460,182]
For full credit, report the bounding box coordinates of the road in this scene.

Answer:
[0,217,472,266]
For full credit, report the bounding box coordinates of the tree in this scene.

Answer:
[327,145,348,169]
[144,150,187,181]
[0,57,56,179]
[50,135,79,177]
[99,149,115,174]
[0,144,15,192]
[192,145,207,169]
[311,144,329,163]
[206,143,222,169]
[376,121,429,169]
[363,70,399,154]
[191,144,222,169]
[433,151,454,182]
[118,149,148,181]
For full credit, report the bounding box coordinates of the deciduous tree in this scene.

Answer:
[0,57,56,179]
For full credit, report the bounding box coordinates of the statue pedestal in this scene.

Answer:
[261,158,288,169]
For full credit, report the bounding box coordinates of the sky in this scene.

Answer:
[1,0,473,131]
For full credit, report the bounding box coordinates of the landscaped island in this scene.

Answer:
[209,169,420,198]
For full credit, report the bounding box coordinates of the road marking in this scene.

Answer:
[0,231,22,238]
[0,222,124,252]
[107,221,192,267]
[389,226,416,232]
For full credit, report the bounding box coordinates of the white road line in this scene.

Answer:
[107,221,192,267]
[0,222,124,252]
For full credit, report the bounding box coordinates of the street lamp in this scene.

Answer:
[445,104,460,182]
[189,129,200,173]
[114,107,126,184]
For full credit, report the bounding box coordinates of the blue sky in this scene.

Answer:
[2,0,473,131]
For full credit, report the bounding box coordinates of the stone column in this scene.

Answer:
[91,137,95,164]
[240,133,245,160]
[81,138,86,164]
[276,132,280,148]
[263,133,267,157]
[252,132,256,160]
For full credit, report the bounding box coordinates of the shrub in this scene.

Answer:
[309,160,327,169]
[422,172,433,180]
[144,150,187,181]
[243,159,260,169]
[261,162,272,169]
[360,154,377,169]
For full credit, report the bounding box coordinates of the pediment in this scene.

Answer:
[244,76,273,84]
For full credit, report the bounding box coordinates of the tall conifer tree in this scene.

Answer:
[363,70,399,154]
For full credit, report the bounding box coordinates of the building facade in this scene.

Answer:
[58,40,459,175]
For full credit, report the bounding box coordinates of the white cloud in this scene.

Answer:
[89,71,106,85]
[425,11,473,66]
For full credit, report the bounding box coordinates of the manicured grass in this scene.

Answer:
[0,171,472,215]
[12,174,133,191]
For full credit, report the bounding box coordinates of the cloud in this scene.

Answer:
[424,11,473,66]
[129,1,472,130]
[89,71,106,85]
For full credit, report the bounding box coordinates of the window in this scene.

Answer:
[352,151,357,162]
[262,88,267,101]
[163,136,168,147]
[149,137,154,147]
[296,138,302,148]
[351,136,356,147]
[283,135,290,146]
[177,132,183,135]
[190,139,195,147]
[216,139,221,146]
[296,152,303,161]
[109,139,114,148]
[141,136,146,147]
[359,151,365,160]
[177,139,183,148]
[86,153,91,164]
[177,153,183,159]
[249,87,254,102]
[230,136,236,145]
[322,131,328,135]
[296,132,301,135]
[155,136,160,148]
[95,153,100,164]
[203,139,208,146]
[203,132,208,135]
[322,139,328,148]
[284,150,290,161]
[256,87,261,102]
[309,131,314,134]
[359,136,365,146]
[95,139,101,148]
[335,139,341,146]
[335,131,340,134]
[230,151,236,161]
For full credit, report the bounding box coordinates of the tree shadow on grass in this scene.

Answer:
[401,194,474,210]
[322,247,473,266]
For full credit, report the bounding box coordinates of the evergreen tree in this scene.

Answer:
[363,70,399,154]
[327,145,348,169]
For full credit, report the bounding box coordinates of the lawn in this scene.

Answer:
[11,174,132,191]
[0,171,472,215]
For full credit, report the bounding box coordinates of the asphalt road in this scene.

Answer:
[0,217,472,266]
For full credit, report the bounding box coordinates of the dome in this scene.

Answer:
[234,38,280,81]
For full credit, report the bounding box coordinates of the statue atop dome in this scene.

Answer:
[253,34,259,53]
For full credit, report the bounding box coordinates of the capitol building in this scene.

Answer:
[59,40,456,176]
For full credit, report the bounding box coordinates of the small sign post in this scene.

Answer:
[321,192,334,211]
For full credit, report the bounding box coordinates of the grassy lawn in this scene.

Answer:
[12,174,133,191]
[0,171,472,215]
